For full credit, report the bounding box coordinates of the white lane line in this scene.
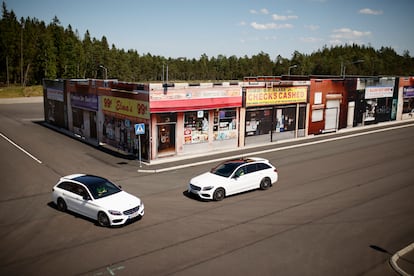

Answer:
[0,132,42,164]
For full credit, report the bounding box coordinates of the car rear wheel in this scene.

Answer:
[98,212,110,227]
[213,188,225,201]
[260,177,271,190]
[56,198,67,212]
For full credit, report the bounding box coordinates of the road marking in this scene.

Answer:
[139,122,414,173]
[93,265,125,275]
[0,132,42,164]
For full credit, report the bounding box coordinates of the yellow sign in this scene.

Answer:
[101,96,149,119]
[246,86,308,106]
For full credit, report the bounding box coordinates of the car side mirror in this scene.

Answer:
[83,195,90,201]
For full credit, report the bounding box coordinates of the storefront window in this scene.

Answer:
[213,109,237,140]
[184,110,209,144]
[102,115,138,154]
[245,108,272,136]
[72,108,84,136]
[273,105,306,132]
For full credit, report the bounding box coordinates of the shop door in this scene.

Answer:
[157,124,176,155]
[89,112,97,139]
[325,100,340,132]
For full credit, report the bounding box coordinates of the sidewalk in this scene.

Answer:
[0,96,43,104]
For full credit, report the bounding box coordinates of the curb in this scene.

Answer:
[0,96,43,104]
[390,242,414,276]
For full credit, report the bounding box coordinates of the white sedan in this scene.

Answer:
[52,174,144,227]
[188,157,278,201]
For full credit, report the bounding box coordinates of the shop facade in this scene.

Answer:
[353,77,398,126]
[397,77,414,120]
[98,83,150,160]
[148,82,242,159]
[308,78,356,134]
[242,80,310,145]
[43,79,67,129]
[66,80,99,142]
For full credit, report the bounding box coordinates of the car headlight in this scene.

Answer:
[108,210,122,216]
[202,186,214,191]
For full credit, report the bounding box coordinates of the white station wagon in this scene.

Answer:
[188,157,278,201]
[52,174,144,227]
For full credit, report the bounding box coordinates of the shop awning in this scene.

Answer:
[150,97,242,113]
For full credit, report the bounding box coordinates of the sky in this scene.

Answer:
[5,0,414,59]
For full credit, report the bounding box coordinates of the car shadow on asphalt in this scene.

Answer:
[182,188,265,202]
[46,201,142,228]
[182,191,210,202]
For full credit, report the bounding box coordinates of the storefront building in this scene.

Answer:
[308,77,356,134]
[43,79,67,129]
[397,77,414,120]
[43,75,412,163]
[148,82,242,159]
[241,80,310,145]
[97,82,150,160]
[66,79,99,142]
[353,77,398,125]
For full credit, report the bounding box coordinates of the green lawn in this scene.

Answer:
[0,85,43,98]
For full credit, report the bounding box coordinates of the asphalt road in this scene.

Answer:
[0,101,413,276]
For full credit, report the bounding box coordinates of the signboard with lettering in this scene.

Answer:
[245,86,308,107]
[101,96,149,119]
[365,86,394,99]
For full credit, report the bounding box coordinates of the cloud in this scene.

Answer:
[331,28,371,39]
[305,24,320,31]
[250,8,269,15]
[260,8,269,15]
[359,8,383,15]
[272,14,298,21]
[300,37,323,43]
[251,22,293,30]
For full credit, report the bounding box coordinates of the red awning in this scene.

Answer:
[150,97,242,113]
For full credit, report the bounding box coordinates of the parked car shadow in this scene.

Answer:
[182,190,210,202]
[47,201,141,228]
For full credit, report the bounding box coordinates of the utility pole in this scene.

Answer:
[21,22,24,87]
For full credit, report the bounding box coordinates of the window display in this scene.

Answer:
[184,110,209,144]
[245,108,272,136]
[213,109,237,140]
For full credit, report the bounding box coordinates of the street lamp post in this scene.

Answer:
[341,59,364,78]
[288,64,298,75]
[99,65,108,79]
[21,22,24,87]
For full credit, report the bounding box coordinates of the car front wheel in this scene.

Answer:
[98,212,110,227]
[56,198,67,212]
[213,188,225,201]
[260,177,271,190]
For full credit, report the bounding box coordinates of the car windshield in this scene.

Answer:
[74,175,122,199]
[211,161,243,177]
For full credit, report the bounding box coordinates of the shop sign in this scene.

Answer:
[47,88,64,102]
[102,96,149,119]
[245,86,308,107]
[71,94,98,110]
[365,86,394,99]
[403,86,414,98]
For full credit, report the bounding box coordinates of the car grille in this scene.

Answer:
[123,205,140,215]
[189,184,201,191]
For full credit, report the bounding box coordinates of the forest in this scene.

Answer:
[1,2,413,86]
